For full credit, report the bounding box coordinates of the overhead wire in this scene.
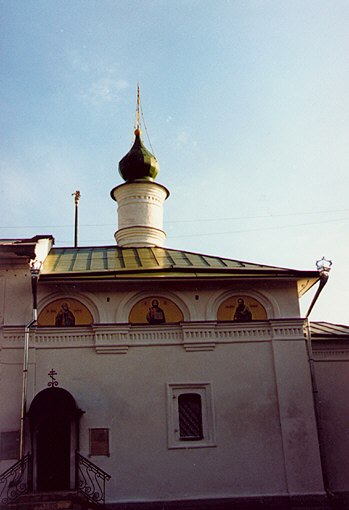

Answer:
[51,214,349,245]
[1,207,349,230]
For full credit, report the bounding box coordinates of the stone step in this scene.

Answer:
[4,492,94,510]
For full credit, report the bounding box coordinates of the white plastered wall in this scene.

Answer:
[0,272,324,502]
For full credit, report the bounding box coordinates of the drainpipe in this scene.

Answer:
[304,257,332,498]
[305,257,332,319]
[19,260,42,462]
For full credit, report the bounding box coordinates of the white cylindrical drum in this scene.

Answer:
[111,181,169,247]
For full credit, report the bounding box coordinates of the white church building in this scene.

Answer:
[1,107,349,510]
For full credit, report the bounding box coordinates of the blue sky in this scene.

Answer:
[1,0,349,324]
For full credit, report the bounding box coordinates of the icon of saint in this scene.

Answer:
[146,299,166,324]
[55,302,76,327]
[233,298,252,322]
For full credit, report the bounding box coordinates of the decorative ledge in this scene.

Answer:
[271,321,304,340]
[313,347,349,361]
[182,324,216,351]
[95,345,129,355]
[183,343,216,352]
[1,319,306,354]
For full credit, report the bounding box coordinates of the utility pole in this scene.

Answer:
[72,191,81,248]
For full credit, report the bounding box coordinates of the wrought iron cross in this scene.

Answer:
[48,368,59,387]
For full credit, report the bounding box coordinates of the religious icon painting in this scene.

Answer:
[38,298,93,326]
[129,297,184,324]
[217,296,267,322]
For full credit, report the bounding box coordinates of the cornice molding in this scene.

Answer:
[312,345,349,361]
[1,319,305,354]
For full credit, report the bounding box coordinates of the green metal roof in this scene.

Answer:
[40,246,319,294]
[41,246,281,274]
[310,322,349,338]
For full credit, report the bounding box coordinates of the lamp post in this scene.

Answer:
[19,259,42,461]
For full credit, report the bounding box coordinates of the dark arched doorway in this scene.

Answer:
[28,388,82,491]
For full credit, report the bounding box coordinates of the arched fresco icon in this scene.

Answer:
[38,298,93,326]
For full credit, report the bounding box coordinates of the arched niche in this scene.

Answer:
[129,296,184,324]
[217,295,267,322]
[38,298,93,327]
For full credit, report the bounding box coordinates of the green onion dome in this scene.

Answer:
[118,128,159,182]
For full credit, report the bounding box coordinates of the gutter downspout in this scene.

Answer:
[19,262,41,462]
[304,258,332,499]
[305,264,330,319]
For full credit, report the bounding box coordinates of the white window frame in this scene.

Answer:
[167,383,216,449]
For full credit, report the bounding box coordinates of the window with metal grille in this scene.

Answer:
[167,383,216,449]
[178,393,203,440]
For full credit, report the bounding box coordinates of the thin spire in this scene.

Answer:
[118,85,159,183]
[133,83,155,154]
[135,82,141,135]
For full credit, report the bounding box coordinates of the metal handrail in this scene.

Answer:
[75,452,111,507]
[0,453,32,506]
